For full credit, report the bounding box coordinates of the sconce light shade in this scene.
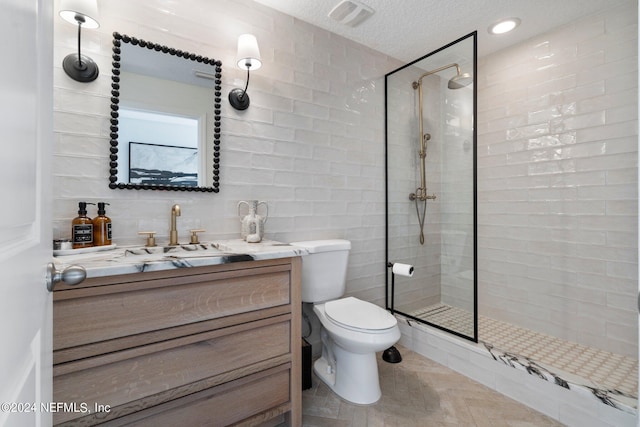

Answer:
[229,34,261,110]
[60,0,100,82]
[236,34,262,70]
[59,0,99,28]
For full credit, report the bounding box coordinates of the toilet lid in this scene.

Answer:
[324,297,397,331]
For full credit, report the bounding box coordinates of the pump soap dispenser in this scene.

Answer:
[93,202,112,246]
[72,202,95,249]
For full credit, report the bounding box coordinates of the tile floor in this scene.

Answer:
[410,303,638,398]
[301,345,564,426]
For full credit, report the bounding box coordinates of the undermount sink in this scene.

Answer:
[123,243,224,257]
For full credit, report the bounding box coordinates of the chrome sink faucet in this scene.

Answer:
[169,204,181,246]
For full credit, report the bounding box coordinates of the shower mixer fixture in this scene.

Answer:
[409,132,436,202]
[411,63,472,244]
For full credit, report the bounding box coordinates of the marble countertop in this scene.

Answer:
[52,239,308,279]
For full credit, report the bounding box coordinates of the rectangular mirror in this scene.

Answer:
[110,33,222,192]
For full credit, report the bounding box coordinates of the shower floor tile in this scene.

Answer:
[409,303,638,399]
[410,304,474,337]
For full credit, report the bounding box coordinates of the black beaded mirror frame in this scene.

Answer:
[110,32,222,192]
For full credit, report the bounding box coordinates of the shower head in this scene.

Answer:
[448,72,473,89]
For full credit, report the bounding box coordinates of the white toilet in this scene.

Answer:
[291,239,400,405]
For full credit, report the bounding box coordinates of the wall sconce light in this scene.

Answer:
[228,34,262,110]
[59,0,100,82]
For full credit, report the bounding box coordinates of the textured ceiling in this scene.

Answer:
[253,0,633,61]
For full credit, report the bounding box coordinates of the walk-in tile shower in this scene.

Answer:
[385,6,638,416]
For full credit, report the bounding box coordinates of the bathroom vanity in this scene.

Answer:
[52,241,303,426]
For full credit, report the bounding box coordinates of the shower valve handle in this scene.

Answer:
[409,189,437,201]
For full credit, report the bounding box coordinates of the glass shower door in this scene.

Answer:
[385,32,477,341]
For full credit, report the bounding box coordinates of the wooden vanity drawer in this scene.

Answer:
[104,366,291,427]
[54,317,290,425]
[54,267,291,350]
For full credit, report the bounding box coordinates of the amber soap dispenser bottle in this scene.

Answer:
[93,202,112,246]
[72,202,95,249]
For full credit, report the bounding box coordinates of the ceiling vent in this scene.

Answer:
[328,0,374,27]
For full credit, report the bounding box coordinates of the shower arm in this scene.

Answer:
[410,64,460,201]
[415,63,461,86]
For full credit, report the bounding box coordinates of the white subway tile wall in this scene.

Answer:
[52,0,401,306]
[477,3,638,357]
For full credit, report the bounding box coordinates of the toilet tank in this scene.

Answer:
[290,240,351,303]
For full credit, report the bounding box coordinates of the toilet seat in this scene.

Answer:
[324,297,397,332]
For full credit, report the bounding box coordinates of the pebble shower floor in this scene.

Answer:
[410,303,638,400]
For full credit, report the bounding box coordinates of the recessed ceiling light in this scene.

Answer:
[488,17,521,35]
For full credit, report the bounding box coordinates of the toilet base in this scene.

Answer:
[313,357,336,390]
[313,345,382,405]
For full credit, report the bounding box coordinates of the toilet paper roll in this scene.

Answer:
[392,263,414,277]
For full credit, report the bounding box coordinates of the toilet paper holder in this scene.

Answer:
[384,261,414,364]
[388,262,414,277]
[386,262,414,315]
